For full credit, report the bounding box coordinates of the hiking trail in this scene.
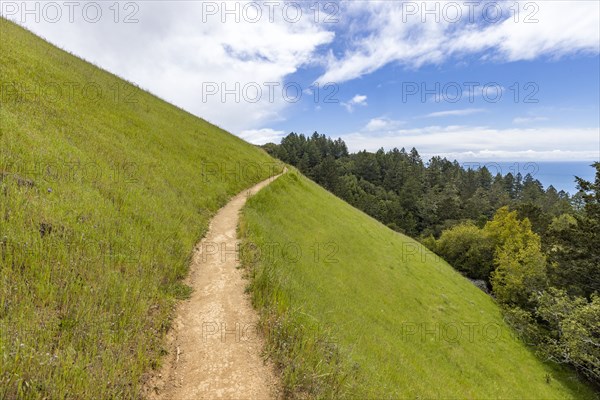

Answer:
[147,173,283,399]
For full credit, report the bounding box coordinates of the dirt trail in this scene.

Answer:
[148,174,283,400]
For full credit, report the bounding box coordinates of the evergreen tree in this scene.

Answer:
[548,163,600,298]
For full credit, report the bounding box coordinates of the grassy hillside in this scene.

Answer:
[240,170,597,399]
[0,19,281,399]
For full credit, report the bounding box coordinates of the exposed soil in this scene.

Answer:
[146,175,283,400]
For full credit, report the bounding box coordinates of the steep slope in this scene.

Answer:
[149,175,283,400]
[0,19,280,399]
[240,170,596,398]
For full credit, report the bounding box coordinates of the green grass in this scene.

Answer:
[240,170,598,399]
[0,19,281,399]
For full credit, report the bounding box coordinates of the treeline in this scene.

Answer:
[263,132,573,237]
[430,173,599,386]
[264,132,600,386]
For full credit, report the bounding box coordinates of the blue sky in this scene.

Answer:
[5,0,600,161]
[282,56,600,133]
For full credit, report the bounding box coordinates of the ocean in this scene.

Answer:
[460,161,598,195]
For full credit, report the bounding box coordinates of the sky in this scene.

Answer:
[2,0,600,161]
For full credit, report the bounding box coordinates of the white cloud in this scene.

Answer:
[341,124,600,161]
[513,116,549,124]
[8,1,334,132]
[450,1,600,62]
[4,0,597,141]
[424,108,485,118]
[318,1,600,84]
[239,128,286,144]
[364,117,404,131]
[341,94,368,112]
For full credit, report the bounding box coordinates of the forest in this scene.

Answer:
[264,132,600,387]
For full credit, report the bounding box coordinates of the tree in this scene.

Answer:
[514,172,524,199]
[352,151,381,184]
[485,207,548,308]
[478,166,493,190]
[548,162,600,298]
[435,222,494,281]
[503,173,516,199]
[436,183,461,222]
[535,289,600,385]
[312,156,340,192]
[265,133,577,242]
[464,187,493,222]
[492,238,547,308]
[522,173,545,204]
[336,174,364,207]
[515,202,551,236]
[489,174,511,210]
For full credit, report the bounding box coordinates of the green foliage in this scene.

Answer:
[434,222,494,280]
[269,135,600,392]
[0,19,279,399]
[547,163,600,298]
[484,206,536,246]
[492,241,548,308]
[267,133,573,237]
[239,171,595,399]
[432,206,549,299]
[474,193,600,387]
[485,207,548,308]
[516,202,553,235]
[535,289,600,385]
[549,213,578,233]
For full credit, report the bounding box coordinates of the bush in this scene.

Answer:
[435,222,494,281]
[535,289,600,385]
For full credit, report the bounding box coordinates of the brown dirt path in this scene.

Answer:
[147,174,283,400]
